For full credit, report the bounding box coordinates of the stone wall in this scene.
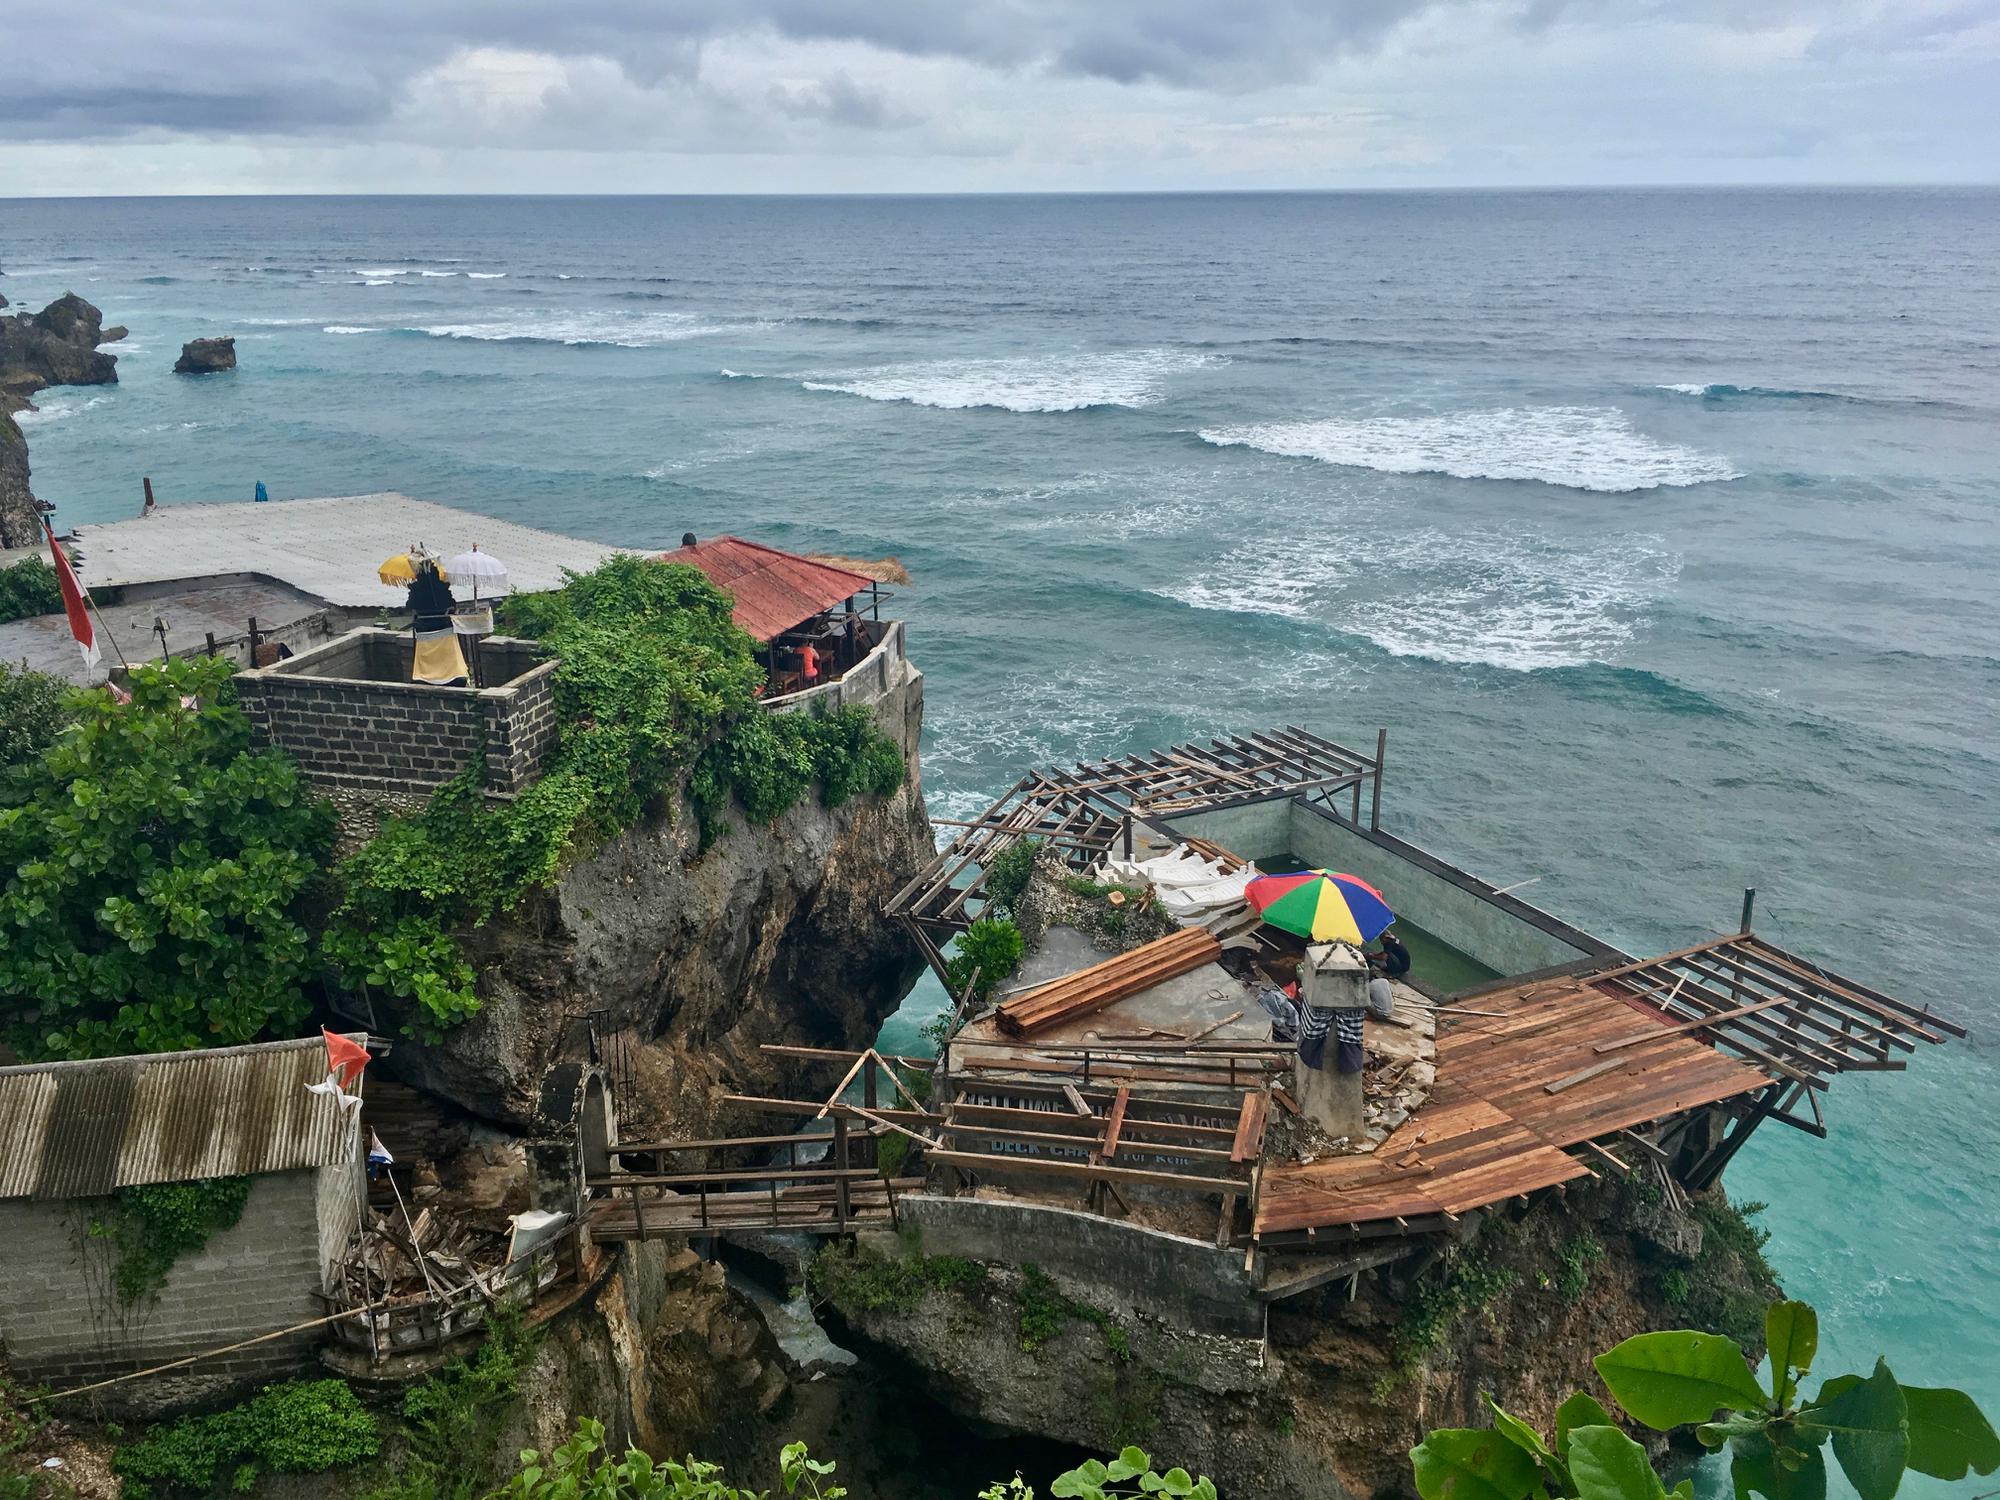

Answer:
[0,1161,361,1415]
[896,1193,1265,1337]
[233,628,558,797]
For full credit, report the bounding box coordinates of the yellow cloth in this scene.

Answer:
[412,630,468,685]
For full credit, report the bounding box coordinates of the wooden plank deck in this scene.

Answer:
[1253,977,1769,1237]
[588,1177,923,1240]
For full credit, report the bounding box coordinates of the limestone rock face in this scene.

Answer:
[386,662,933,1135]
[0,409,41,549]
[0,293,120,410]
[173,336,237,374]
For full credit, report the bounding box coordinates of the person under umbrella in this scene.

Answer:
[406,556,468,686]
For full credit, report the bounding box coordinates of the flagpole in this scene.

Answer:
[86,595,132,673]
[44,521,131,672]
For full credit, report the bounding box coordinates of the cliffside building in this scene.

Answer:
[0,1036,366,1413]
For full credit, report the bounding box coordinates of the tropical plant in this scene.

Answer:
[983,837,1043,916]
[0,655,333,1060]
[114,1378,379,1495]
[944,917,1025,1005]
[1410,1299,1999,1500]
[0,556,62,625]
[0,661,76,776]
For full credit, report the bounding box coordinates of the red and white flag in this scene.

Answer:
[304,1027,371,1114]
[43,522,98,671]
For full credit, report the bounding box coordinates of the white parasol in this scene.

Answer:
[443,546,509,600]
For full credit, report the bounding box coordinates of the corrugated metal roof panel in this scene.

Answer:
[659,537,873,642]
[0,1036,358,1200]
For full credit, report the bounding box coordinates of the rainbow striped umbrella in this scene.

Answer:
[1244,869,1395,946]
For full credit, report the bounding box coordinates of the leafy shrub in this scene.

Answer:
[0,662,76,774]
[983,838,1042,916]
[115,1379,379,1494]
[1381,1248,1519,1393]
[0,557,61,626]
[89,1177,254,1305]
[1411,1299,1998,1500]
[944,918,1025,1005]
[372,1309,539,1500]
[0,655,334,1060]
[807,1242,985,1313]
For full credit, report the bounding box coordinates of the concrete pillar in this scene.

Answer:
[1294,942,1370,1140]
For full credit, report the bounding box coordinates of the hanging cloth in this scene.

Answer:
[412,628,468,685]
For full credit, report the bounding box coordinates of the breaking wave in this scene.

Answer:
[1198,405,1739,493]
[322,325,376,335]
[397,311,768,347]
[14,394,111,426]
[1154,527,1683,673]
[793,349,1216,413]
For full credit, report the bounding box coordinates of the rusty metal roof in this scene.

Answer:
[0,1036,361,1200]
[658,536,873,642]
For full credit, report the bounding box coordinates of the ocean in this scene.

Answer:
[6,191,1996,1483]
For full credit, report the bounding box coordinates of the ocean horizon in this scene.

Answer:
[7,188,1996,1491]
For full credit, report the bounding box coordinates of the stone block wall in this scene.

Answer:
[233,629,558,798]
[0,1164,359,1415]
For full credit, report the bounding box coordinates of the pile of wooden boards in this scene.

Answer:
[996,926,1222,1037]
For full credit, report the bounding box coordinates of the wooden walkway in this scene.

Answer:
[1254,976,1769,1241]
[588,1174,924,1240]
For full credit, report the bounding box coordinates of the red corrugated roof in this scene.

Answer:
[658,536,872,642]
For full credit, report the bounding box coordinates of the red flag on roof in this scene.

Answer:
[305,1028,371,1113]
[43,522,98,670]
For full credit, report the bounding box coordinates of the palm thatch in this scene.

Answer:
[807,553,912,586]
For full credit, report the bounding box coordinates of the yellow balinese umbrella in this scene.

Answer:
[378,551,446,586]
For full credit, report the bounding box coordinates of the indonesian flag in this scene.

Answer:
[305,1027,371,1114]
[44,522,98,670]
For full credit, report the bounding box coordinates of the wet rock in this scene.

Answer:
[0,292,120,412]
[173,335,236,374]
[0,409,37,548]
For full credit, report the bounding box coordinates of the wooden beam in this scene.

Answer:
[926,1149,1246,1198]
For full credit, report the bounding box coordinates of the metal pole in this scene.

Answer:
[1740,887,1757,935]
[1371,728,1387,831]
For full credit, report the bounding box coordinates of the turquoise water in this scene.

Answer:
[6,192,1995,1475]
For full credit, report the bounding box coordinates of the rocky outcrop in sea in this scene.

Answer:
[173,336,236,375]
[0,292,120,414]
[0,409,41,550]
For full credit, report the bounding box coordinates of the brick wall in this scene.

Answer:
[234,629,559,798]
[0,1163,360,1415]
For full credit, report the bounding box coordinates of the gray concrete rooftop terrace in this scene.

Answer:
[0,575,327,685]
[69,493,624,608]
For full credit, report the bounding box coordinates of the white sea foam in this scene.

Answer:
[1198,405,1738,493]
[358,279,395,286]
[244,316,320,326]
[466,272,507,279]
[411,310,760,347]
[15,395,110,426]
[1657,383,1712,396]
[797,349,1214,413]
[1155,527,1681,672]
[322,325,377,335]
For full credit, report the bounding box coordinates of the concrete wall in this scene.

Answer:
[897,1193,1264,1338]
[0,1161,361,1414]
[235,628,558,797]
[1285,801,1617,978]
[764,619,906,718]
[1157,799,1296,863]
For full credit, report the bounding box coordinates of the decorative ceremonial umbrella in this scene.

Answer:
[378,551,445,586]
[1244,869,1395,946]
[443,547,508,601]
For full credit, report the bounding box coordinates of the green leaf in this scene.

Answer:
[1488,1397,1567,1486]
[1568,1426,1667,1500]
[1159,1468,1195,1497]
[1594,1331,1771,1430]
[1764,1303,1819,1407]
[1730,1434,1826,1500]
[1900,1384,2000,1481]
[1556,1394,1617,1458]
[1800,1360,1908,1500]
[1105,1448,1149,1482]
[1410,1429,1543,1500]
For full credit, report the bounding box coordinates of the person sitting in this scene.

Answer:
[1368,929,1411,980]
[1367,974,1396,1021]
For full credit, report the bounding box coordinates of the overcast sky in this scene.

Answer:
[4,1,1996,194]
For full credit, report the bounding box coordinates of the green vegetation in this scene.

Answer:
[1016,1264,1130,1362]
[806,1242,986,1312]
[374,1308,540,1500]
[114,1379,379,1495]
[1411,1298,1998,1500]
[496,1430,1212,1500]
[326,557,903,1037]
[983,838,1042,916]
[1555,1231,1607,1304]
[1678,1198,1778,1347]
[0,556,62,626]
[944,917,1024,1005]
[88,1176,254,1305]
[0,655,334,1061]
[1657,1267,1691,1306]
[0,662,76,776]
[1,1375,63,1500]
[1381,1247,1520,1394]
